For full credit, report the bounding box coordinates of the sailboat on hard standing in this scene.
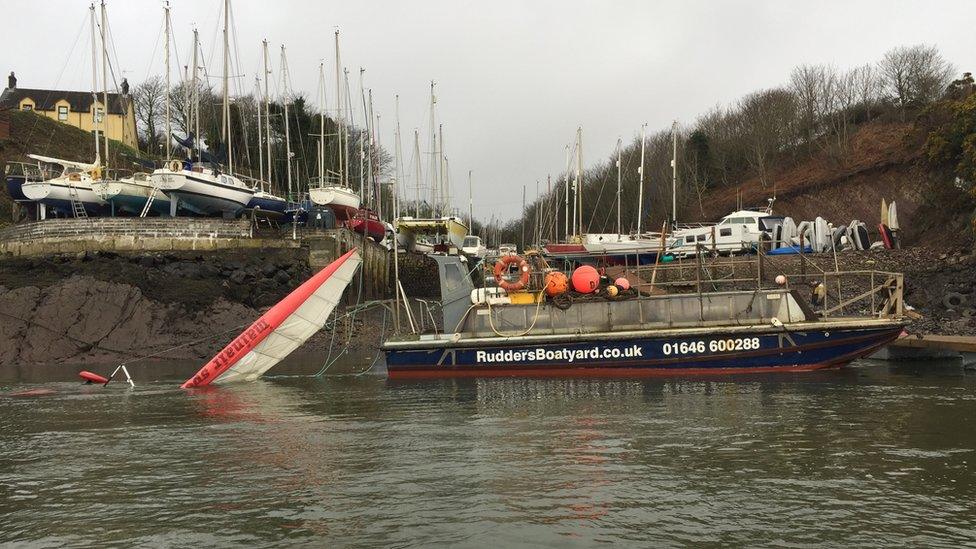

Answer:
[150,0,254,216]
[23,3,119,220]
[244,40,287,218]
[309,31,361,221]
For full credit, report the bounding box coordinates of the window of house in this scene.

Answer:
[21,103,32,111]
[58,106,68,121]
[94,108,104,123]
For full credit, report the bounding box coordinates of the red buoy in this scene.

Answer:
[571,265,600,294]
[78,371,109,384]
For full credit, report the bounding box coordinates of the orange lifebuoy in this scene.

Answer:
[493,255,530,291]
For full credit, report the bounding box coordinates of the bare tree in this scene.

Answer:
[131,76,167,154]
[879,44,955,117]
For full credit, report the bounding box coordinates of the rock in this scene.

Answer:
[229,269,248,285]
[274,270,291,285]
[261,263,279,277]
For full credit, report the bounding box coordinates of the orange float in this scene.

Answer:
[543,271,569,297]
[493,255,530,291]
[571,265,600,294]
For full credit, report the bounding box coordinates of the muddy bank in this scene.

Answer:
[0,248,391,367]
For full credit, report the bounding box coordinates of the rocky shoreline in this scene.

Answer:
[0,245,972,368]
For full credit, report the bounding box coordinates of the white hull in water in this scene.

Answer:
[151,163,254,216]
[308,185,360,221]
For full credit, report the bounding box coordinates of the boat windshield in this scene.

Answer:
[463,237,480,247]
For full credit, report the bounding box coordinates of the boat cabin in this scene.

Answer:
[668,210,778,257]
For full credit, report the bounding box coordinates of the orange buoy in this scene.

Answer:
[493,255,531,292]
[614,277,631,291]
[571,265,600,294]
[544,271,569,297]
[78,371,109,384]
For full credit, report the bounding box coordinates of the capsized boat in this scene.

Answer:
[182,248,362,387]
[382,253,906,378]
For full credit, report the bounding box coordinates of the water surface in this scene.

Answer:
[1,360,975,547]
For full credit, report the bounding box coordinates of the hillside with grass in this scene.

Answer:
[0,109,148,225]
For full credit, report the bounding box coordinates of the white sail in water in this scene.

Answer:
[182,249,362,387]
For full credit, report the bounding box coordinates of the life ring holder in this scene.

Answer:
[493,255,530,291]
[169,159,182,172]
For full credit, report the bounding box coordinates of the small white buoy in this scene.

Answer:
[775,275,787,286]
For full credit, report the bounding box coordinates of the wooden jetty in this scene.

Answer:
[878,334,976,366]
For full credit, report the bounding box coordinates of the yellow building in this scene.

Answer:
[1,72,138,150]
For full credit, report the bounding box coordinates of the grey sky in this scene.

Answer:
[5,0,974,221]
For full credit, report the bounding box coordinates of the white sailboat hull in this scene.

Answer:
[308,185,360,219]
[150,168,254,216]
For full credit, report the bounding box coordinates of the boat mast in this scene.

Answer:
[467,170,473,231]
[671,120,677,225]
[438,124,445,216]
[280,45,292,199]
[429,81,437,216]
[576,127,583,237]
[89,4,100,162]
[334,31,343,187]
[563,145,569,240]
[262,40,271,185]
[343,68,351,188]
[394,94,403,220]
[413,129,421,217]
[255,74,263,190]
[368,89,378,216]
[192,29,199,163]
[164,1,172,160]
[637,123,646,235]
[318,62,326,187]
[616,137,622,236]
[358,68,366,203]
[100,1,109,168]
[221,0,232,174]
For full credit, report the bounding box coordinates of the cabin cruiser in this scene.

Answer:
[667,209,781,258]
[461,235,487,258]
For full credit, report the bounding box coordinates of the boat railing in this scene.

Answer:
[536,244,904,321]
[4,161,50,181]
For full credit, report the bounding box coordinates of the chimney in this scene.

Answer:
[7,72,15,90]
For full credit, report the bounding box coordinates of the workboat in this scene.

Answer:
[20,154,108,218]
[150,160,255,216]
[92,171,172,216]
[382,252,906,378]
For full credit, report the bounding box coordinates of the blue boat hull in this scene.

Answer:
[384,324,902,378]
[5,175,29,202]
[246,196,288,215]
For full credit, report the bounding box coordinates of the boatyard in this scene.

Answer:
[3,0,976,546]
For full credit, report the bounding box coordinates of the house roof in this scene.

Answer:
[0,87,130,115]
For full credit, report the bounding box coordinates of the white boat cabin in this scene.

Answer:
[668,209,777,257]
